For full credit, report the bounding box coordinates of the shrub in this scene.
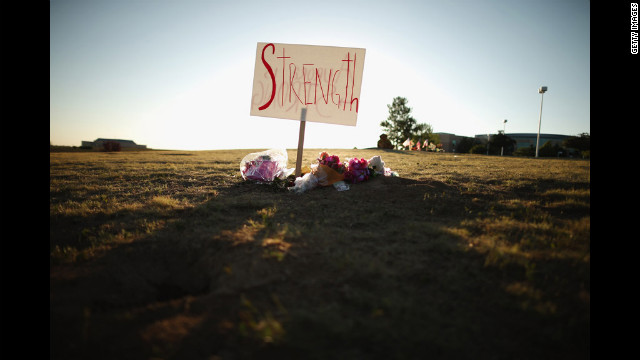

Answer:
[455,137,477,154]
[514,145,535,157]
[469,144,487,154]
[538,141,561,157]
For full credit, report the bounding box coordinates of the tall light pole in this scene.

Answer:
[501,119,507,156]
[535,86,547,158]
[486,133,490,155]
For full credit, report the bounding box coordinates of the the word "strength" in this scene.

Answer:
[632,3,638,54]
[257,43,360,112]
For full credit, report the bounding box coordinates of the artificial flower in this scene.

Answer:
[318,152,346,174]
[240,149,291,182]
[241,149,397,193]
[344,157,371,184]
[242,159,280,182]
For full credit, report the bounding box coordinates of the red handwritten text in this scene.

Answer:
[257,43,361,113]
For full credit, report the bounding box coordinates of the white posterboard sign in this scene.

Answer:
[250,42,366,126]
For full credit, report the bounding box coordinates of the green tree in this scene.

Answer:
[412,123,430,143]
[427,132,440,148]
[470,144,487,154]
[563,132,590,158]
[514,145,535,157]
[380,97,433,149]
[455,137,477,154]
[538,140,562,157]
[489,131,516,155]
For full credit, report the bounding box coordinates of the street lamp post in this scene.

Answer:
[501,119,507,156]
[535,86,547,158]
[486,133,490,155]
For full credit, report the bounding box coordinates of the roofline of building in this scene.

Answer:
[94,138,138,143]
[475,133,571,138]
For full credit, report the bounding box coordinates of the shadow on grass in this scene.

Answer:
[50,175,589,360]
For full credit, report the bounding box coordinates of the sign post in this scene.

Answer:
[295,108,307,177]
[250,42,366,176]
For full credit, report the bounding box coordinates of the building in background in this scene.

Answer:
[81,138,147,149]
[435,132,474,153]
[474,133,569,149]
[399,132,573,153]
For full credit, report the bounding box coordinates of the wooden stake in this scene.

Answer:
[295,108,307,178]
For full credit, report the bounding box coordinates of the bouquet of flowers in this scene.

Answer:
[241,155,279,181]
[343,157,371,184]
[317,152,346,173]
[313,152,347,186]
[240,149,397,193]
[240,149,292,182]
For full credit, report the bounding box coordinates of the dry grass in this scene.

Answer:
[50,149,590,359]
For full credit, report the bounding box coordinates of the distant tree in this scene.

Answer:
[456,137,477,154]
[470,144,487,154]
[538,140,562,157]
[514,145,535,157]
[103,141,122,152]
[563,133,590,158]
[488,131,516,155]
[412,123,436,145]
[380,97,433,149]
[563,132,590,151]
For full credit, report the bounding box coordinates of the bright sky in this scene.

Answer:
[50,0,590,151]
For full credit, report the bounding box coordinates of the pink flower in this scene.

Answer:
[242,160,279,182]
[318,152,329,162]
[344,158,371,184]
[318,152,345,174]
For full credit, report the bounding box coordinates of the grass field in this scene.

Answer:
[50,148,590,359]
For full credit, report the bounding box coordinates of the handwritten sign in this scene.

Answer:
[250,42,366,126]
